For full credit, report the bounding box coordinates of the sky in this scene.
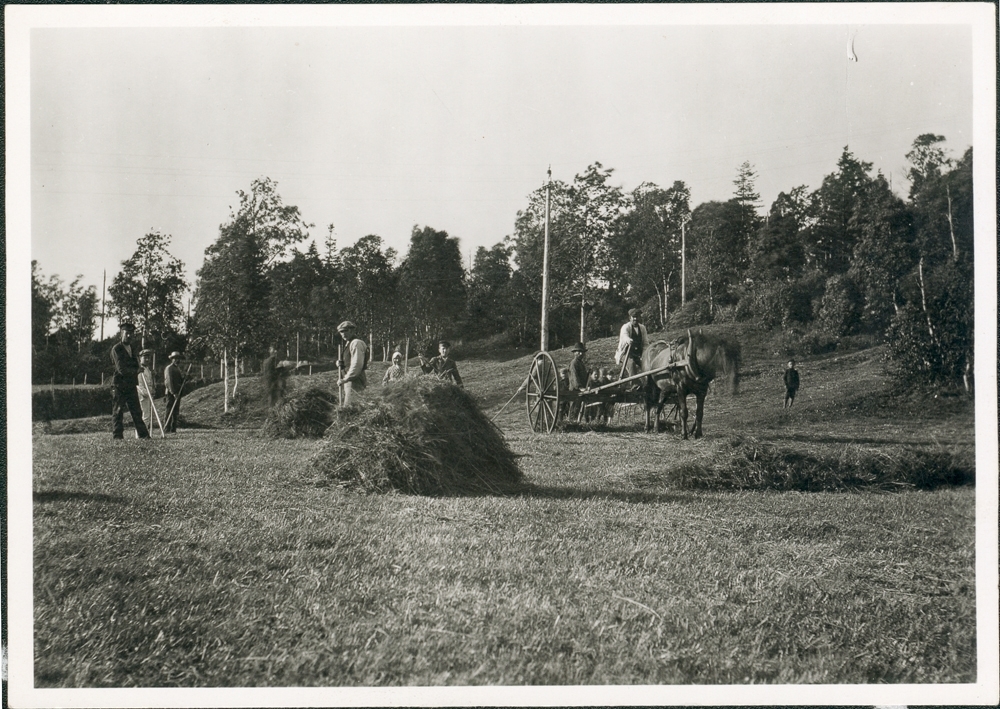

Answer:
[22,6,977,316]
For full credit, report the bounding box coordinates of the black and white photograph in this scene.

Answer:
[6,3,998,707]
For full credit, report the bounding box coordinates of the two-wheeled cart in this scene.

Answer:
[524,351,689,433]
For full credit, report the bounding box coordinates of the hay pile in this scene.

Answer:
[311,377,523,495]
[672,436,974,492]
[262,387,337,439]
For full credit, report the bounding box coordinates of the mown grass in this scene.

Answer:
[33,333,978,686]
[34,427,975,686]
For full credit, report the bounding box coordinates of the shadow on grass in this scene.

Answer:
[763,432,939,446]
[33,489,126,504]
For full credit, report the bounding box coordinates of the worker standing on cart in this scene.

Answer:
[615,308,649,387]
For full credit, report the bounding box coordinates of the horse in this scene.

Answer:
[641,330,741,438]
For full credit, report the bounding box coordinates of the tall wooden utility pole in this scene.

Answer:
[681,216,690,308]
[100,270,106,342]
[540,166,552,352]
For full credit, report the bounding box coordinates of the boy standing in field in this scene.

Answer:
[783,360,800,408]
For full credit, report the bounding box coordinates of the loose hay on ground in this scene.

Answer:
[672,435,974,492]
[262,387,337,439]
[311,377,523,495]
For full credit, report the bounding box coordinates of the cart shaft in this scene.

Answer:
[580,358,688,394]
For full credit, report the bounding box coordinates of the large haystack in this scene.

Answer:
[262,387,337,438]
[311,377,522,495]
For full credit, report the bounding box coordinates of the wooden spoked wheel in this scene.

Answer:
[526,351,560,433]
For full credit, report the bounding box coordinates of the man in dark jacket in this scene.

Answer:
[110,322,150,439]
[164,351,185,432]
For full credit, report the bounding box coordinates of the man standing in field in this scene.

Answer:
[382,350,406,384]
[615,308,649,385]
[262,344,290,407]
[136,349,156,436]
[110,322,150,440]
[418,340,463,388]
[783,359,800,408]
[336,321,368,406]
[164,351,185,433]
[568,342,589,391]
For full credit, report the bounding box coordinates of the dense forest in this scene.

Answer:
[33,134,973,390]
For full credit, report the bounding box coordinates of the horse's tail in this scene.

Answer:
[722,340,741,395]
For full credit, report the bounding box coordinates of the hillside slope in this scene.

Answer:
[41,323,973,442]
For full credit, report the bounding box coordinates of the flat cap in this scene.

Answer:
[337,320,356,332]
[169,351,183,359]
[628,307,643,317]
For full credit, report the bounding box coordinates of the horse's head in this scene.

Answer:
[684,332,741,394]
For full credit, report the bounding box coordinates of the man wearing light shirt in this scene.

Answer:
[336,321,368,406]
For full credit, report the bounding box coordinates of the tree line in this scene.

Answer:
[32,133,973,389]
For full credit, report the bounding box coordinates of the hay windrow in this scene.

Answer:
[311,377,523,495]
[262,387,337,439]
[671,435,974,492]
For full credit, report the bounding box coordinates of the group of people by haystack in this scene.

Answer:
[261,320,465,412]
[110,321,186,439]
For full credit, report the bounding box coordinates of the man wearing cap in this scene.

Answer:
[163,351,185,433]
[382,350,406,385]
[110,322,150,439]
[568,342,589,391]
[418,340,463,388]
[136,349,157,435]
[336,321,368,405]
[615,308,649,384]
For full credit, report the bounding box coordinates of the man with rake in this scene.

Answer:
[336,321,369,406]
[418,340,463,388]
[164,351,185,433]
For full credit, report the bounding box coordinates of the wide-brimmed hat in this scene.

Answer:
[168,351,182,360]
[337,320,356,332]
[628,308,643,318]
[571,342,587,353]
[392,351,403,361]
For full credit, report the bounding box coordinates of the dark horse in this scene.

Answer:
[641,330,740,438]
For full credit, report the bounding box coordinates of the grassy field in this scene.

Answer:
[32,327,977,686]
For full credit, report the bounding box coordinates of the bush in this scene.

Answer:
[815,274,863,337]
[886,260,973,387]
[311,377,522,495]
[666,299,712,329]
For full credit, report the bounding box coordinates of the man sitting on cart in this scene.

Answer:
[615,307,649,387]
